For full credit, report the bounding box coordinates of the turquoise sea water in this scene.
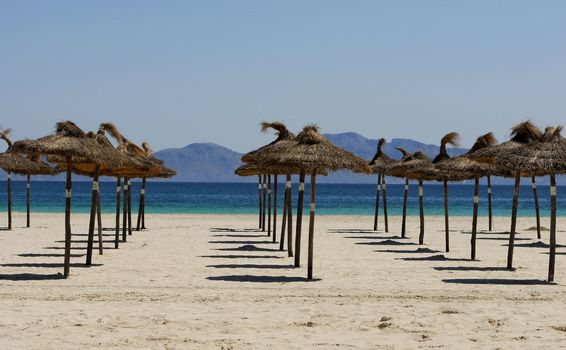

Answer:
[0,181,564,217]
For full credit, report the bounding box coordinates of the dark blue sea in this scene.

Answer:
[0,181,563,217]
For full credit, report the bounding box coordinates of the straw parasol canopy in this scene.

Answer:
[12,121,127,169]
[405,132,460,181]
[386,150,430,178]
[471,121,543,168]
[500,126,566,175]
[469,121,544,271]
[369,138,394,174]
[11,120,133,278]
[242,122,296,164]
[0,128,59,176]
[253,125,371,174]
[235,163,328,177]
[436,133,511,181]
[0,128,61,230]
[495,125,566,281]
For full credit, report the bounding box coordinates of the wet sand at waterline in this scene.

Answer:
[1,212,565,349]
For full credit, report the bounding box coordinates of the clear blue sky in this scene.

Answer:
[1,1,565,152]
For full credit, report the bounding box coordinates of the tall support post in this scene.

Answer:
[96,190,103,255]
[418,179,425,245]
[136,177,146,231]
[548,174,557,282]
[115,177,121,248]
[86,166,100,265]
[286,174,293,257]
[127,178,132,236]
[382,175,389,233]
[26,174,31,228]
[307,169,317,280]
[267,174,272,237]
[63,158,72,278]
[401,178,409,238]
[487,175,493,231]
[507,174,521,269]
[531,176,541,239]
[258,175,262,229]
[373,173,382,231]
[262,174,267,231]
[443,178,450,252]
[122,177,128,242]
[273,175,278,243]
[295,170,306,267]
[7,172,12,230]
[471,176,480,260]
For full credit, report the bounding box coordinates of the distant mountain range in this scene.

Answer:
[1,132,563,185]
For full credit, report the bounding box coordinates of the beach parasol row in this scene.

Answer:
[239,120,565,282]
[3,121,175,278]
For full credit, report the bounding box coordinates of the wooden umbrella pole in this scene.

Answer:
[507,174,521,269]
[115,177,121,248]
[7,172,12,230]
[382,175,389,233]
[418,179,425,245]
[548,174,557,282]
[63,158,72,278]
[401,178,409,238]
[136,177,146,231]
[279,179,287,250]
[257,175,263,229]
[286,174,294,257]
[122,177,128,242]
[295,170,306,267]
[96,189,103,255]
[487,175,493,231]
[267,174,272,237]
[86,165,100,265]
[273,175,278,243]
[26,174,31,228]
[373,173,382,231]
[471,176,480,260]
[531,176,541,239]
[262,174,267,231]
[443,178,450,252]
[127,178,132,236]
[307,168,317,280]
[141,177,146,229]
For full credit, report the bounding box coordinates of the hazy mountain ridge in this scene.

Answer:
[1,132,563,185]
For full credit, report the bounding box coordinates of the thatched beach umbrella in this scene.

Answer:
[54,127,151,264]
[0,129,60,229]
[496,126,566,281]
[135,142,175,231]
[242,122,296,246]
[435,133,512,259]
[254,125,371,279]
[376,147,413,237]
[388,150,431,244]
[368,138,394,232]
[99,123,166,247]
[12,121,127,278]
[405,132,460,252]
[471,121,543,269]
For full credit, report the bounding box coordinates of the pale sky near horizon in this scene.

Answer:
[1,1,565,153]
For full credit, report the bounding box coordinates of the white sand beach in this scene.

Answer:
[1,212,565,349]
